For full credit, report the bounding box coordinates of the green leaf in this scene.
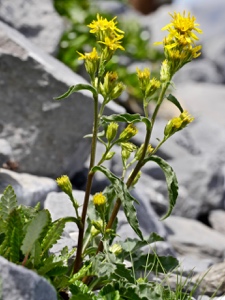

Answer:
[30,240,42,267]
[102,113,151,130]
[99,284,121,300]
[54,84,98,100]
[92,166,143,240]
[0,185,17,220]
[143,156,178,220]
[122,233,164,254]
[70,280,98,300]
[134,253,179,273]
[167,94,183,113]
[41,218,65,256]
[8,209,24,263]
[21,210,49,255]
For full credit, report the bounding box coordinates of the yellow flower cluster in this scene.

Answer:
[156,11,202,79]
[136,67,161,100]
[164,110,194,137]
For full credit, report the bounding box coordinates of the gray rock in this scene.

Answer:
[0,168,57,207]
[44,190,85,235]
[193,261,225,297]
[163,216,225,263]
[209,210,225,235]
[0,256,57,300]
[0,0,64,54]
[173,59,223,85]
[0,139,12,166]
[0,21,124,178]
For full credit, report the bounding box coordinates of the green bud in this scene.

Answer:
[119,124,138,142]
[105,151,115,160]
[106,122,118,142]
[109,243,122,255]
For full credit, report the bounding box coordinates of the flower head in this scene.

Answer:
[56,175,73,197]
[106,122,119,142]
[77,47,99,77]
[93,192,106,206]
[119,124,138,142]
[164,110,194,137]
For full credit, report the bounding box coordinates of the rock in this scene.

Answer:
[193,261,225,297]
[0,256,57,300]
[0,21,124,178]
[173,59,223,85]
[44,190,85,235]
[0,139,12,166]
[209,210,225,235]
[163,216,225,263]
[0,168,57,207]
[0,0,64,54]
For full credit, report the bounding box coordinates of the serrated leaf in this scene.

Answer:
[8,209,24,263]
[99,284,121,300]
[167,94,183,113]
[21,210,49,255]
[0,185,17,220]
[70,280,98,300]
[37,256,66,276]
[54,84,98,100]
[41,218,65,256]
[92,166,143,240]
[143,156,178,220]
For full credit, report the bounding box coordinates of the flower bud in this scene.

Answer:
[119,124,138,142]
[106,122,119,142]
[160,59,171,82]
[105,151,115,160]
[56,175,73,197]
[109,243,122,255]
[93,192,106,206]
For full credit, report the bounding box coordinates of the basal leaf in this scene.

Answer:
[70,280,98,300]
[21,210,49,255]
[167,94,183,113]
[41,218,65,256]
[92,166,143,240]
[143,156,178,220]
[54,84,98,100]
[0,185,17,220]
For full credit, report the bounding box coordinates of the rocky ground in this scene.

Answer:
[0,0,225,299]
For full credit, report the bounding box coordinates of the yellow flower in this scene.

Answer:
[162,11,203,45]
[99,36,124,51]
[164,110,194,137]
[56,175,73,197]
[119,124,138,142]
[77,47,99,61]
[93,192,106,206]
[88,14,109,34]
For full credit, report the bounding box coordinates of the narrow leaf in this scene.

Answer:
[167,94,183,113]
[54,84,98,100]
[0,185,17,220]
[92,166,143,240]
[21,210,49,255]
[143,155,178,220]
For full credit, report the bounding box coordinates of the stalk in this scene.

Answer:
[73,93,99,274]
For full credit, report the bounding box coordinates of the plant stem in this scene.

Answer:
[73,94,99,274]
[97,82,170,253]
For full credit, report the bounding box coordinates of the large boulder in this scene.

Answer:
[0,256,57,300]
[0,21,124,178]
[0,0,64,54]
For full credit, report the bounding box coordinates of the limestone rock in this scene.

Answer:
[0,21,124,178]
[0,256,57,300]
[163,216,225,263]
[0,168,57,206]
[209,210,225,236]
[0,0,64,54]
